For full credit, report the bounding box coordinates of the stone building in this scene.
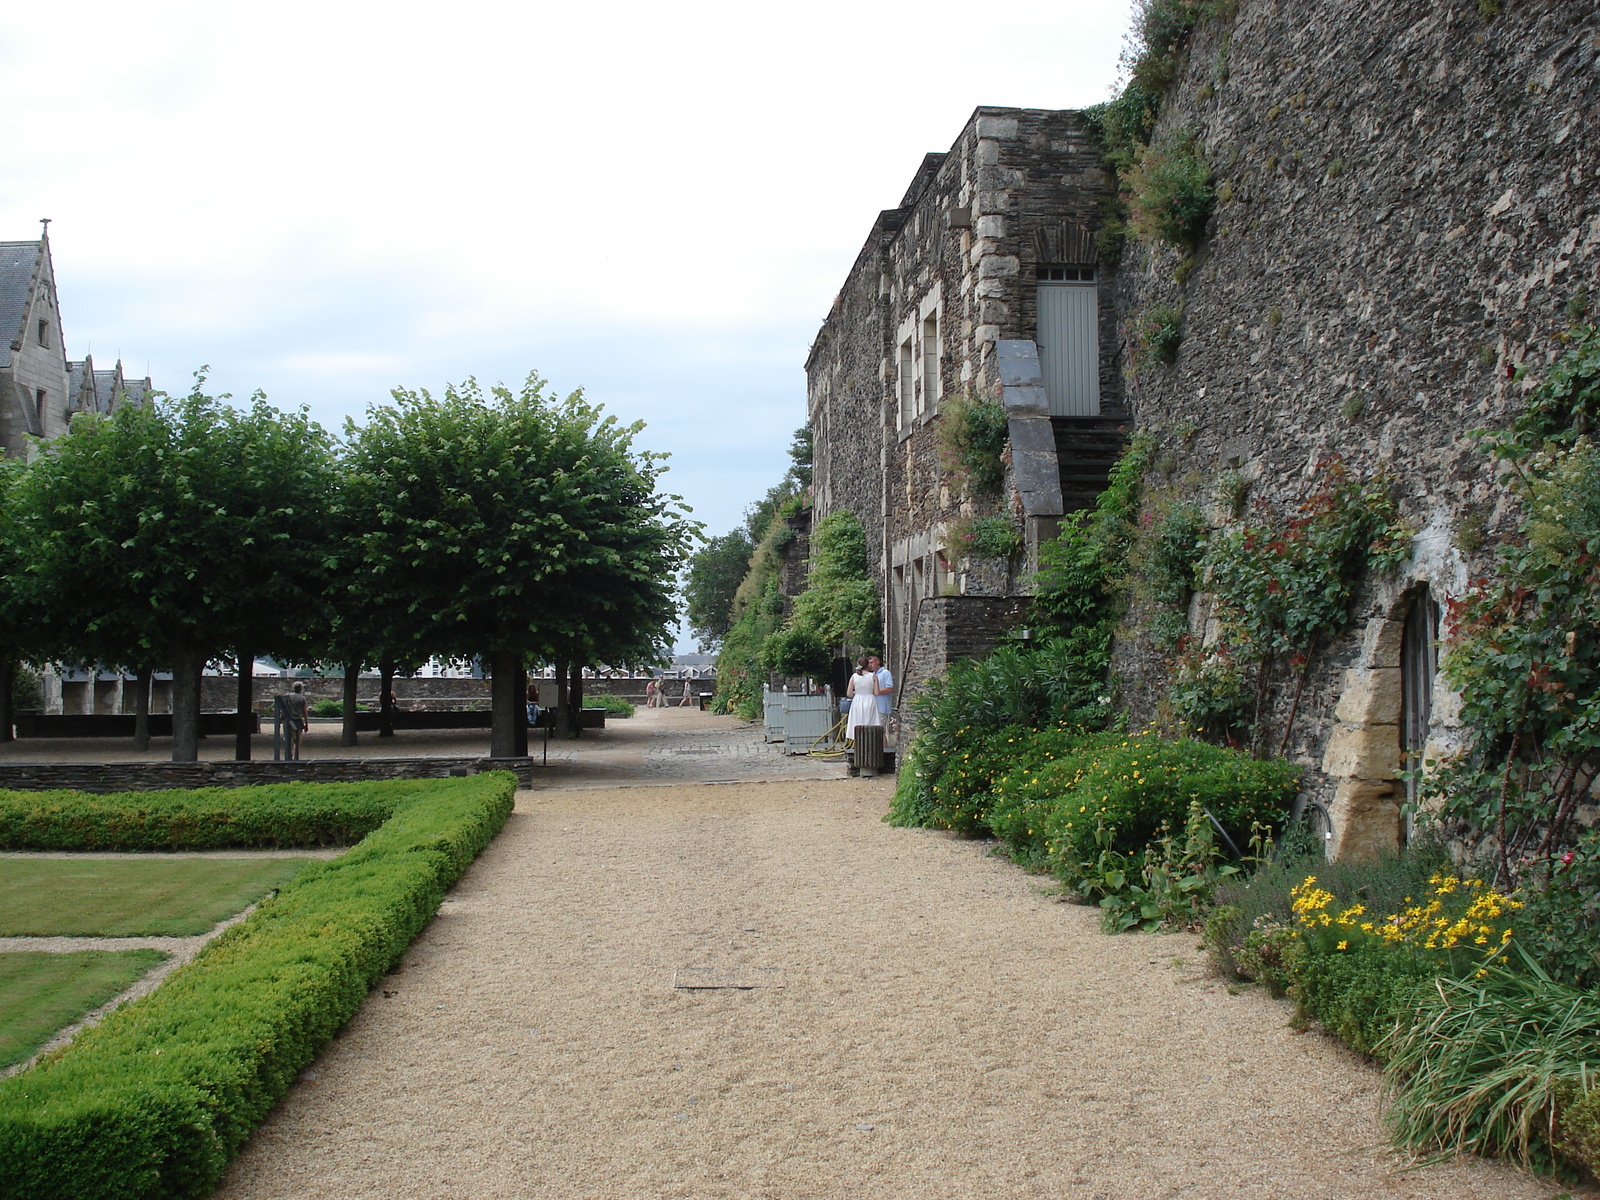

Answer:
[809,1,1599,856]
[805,107,1127,715]
[0,227,156,716]
[0,228,151,462]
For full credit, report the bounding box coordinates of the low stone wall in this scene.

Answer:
[198,675,713,713]
[0,757,535,793]
[899,595,1028,736]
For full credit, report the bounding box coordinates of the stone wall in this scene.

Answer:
[1110,0,1600,852]
[898,595,1027,736]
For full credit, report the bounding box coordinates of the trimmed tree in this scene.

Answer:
[344,374,695,756]
[11,380,337,760]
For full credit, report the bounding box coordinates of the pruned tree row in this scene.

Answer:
[0,372,695,760]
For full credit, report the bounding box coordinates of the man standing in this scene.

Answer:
[281,681,310,760]
[868,654,893,726]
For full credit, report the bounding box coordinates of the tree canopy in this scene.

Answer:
[10,379,336,759]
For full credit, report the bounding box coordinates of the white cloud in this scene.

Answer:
[1,0,1133,649]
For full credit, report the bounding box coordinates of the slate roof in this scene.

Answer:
[66,359,96,413]
[0,240,44,370]
[118,376,152,410]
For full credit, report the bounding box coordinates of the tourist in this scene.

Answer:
[645,677,659,708]
[678,676,694,707]
[281,682,310,760]
[526,680,541,727]
[868,654,894,722]
[845,656,883,740]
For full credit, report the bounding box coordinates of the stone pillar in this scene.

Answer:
[1321,617,1406,859]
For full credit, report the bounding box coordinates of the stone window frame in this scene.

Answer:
[1321,581,1447,860]
[894,283,943,437]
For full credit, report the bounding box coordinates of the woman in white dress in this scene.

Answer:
[845,654,883,740]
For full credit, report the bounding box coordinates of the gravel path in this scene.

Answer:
[212,751,1574,1199]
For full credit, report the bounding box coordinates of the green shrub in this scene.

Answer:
[1205,836,1451,978]
[584,693,636,718]
[1133,303,1184,367]
[1510,829,1600,991]
[887,644,1115,829]
[985,731,1298,879]
[1125,136,1214,250]
[0,774,515,1200]
[937,394,1009,497]
[1293,941,1434,1059]
[310,698,342,717]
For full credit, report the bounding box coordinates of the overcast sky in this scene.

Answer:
[2,0,1132,645]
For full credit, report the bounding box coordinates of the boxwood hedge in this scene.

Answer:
[0,773,516,1200]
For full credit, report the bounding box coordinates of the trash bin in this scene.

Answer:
[854,724,885,776]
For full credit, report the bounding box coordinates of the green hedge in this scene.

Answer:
[0,782,411,851]
[0,773,516,1200]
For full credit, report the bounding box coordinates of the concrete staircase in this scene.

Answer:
[1052,417,1128,513]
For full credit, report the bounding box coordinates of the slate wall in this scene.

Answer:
[1111,0,1600,847]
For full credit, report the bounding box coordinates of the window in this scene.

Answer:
[1036,266,1096,282]
[36,319,48,347]
[895,288,943,431]
[35,388,46,423]
[898,338,915,428]
[921,311,941,416]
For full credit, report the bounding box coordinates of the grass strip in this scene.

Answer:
[0,858,310,937]
[0,772,515,1200]
[0,951,169,1070]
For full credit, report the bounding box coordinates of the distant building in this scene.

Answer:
[0,228,150,462]
[0,227,156,716]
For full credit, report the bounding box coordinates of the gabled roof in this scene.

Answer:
[116,374,152,411]
[0,239,44,370]
[66,357,98,413]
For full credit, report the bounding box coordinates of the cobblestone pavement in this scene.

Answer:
[0,705,847,785]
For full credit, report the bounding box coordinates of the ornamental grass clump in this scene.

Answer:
[1382,953,1600,1174]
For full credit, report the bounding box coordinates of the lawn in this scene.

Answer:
[0,856,311,936]
[0,950,168,1069]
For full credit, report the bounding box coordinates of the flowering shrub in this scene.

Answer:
[1289,872,1520,967]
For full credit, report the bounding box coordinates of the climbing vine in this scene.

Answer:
[1428,324,1600,889]
[1171,459,1411,752]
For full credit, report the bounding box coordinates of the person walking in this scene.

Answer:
[526,680,541,728]
[845,655,883,741]
[281,681,310,760]
[645,678,659,708]
[678,676,694,707]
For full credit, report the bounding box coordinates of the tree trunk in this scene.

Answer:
[568,666,585,739]
[170,646,207,762]
[553,660,569,735]
[514,663,529,758]
[341,663,360,748]
[379,661,396,738]
[133,666,152,751]
[235,651,255,761]
[490,650,523,759]
[0,659,13,744]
